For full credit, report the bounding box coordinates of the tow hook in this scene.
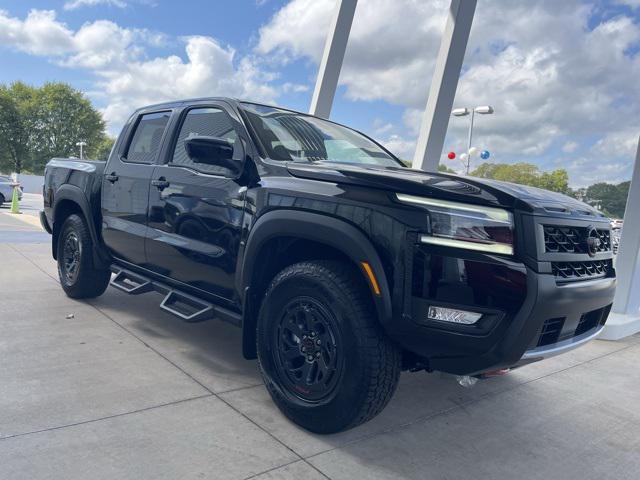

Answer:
[456,368,510,388]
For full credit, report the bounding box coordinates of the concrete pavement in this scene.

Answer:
[1,200,640,479]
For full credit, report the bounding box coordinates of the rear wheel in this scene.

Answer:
[57,214,111,299]
[0,193,5,207]
[257,260,401,433]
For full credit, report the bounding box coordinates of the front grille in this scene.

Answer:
[537,317,565,347]
[543,225,611,254]
[575,310,603,337]
[552,259,612,282]
[532,306,611,349]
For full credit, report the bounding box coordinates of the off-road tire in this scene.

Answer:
[57,214,111,299]
[257,260,401,433]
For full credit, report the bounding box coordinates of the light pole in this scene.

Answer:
[76,141,87,160]
[452,105,493,174]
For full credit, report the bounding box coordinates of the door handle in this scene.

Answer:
[151,178,170,190]
[105,173,119,183]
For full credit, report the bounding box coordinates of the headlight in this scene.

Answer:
[396,193,514,255]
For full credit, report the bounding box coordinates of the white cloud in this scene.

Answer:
[372,119,393,136]
[97,36,278,127]
[614,0,640,7]
[0,9,277,132]
[258,0,640,185]
[592,129,639,159]
[0,9,74,56]
[562,141,579,153]
[281,82,309,93]
[381,134,415,161]
[64,0,127,10]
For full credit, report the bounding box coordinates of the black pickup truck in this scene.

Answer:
[41,98,616,433]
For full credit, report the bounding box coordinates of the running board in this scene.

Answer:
[109,266,241,326]
[110,270,153,295]
[160,290,214,322]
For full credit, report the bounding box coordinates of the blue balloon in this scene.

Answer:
[480,150,490,160]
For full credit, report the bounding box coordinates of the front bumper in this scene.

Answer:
[518,324,604,363]
[385,247,616,375]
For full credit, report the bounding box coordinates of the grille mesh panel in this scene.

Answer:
[543,226,611,254]
[552,259,612,282]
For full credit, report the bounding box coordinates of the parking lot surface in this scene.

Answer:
[1,197,640,479]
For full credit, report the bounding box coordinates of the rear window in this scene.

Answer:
[125,111,171,164]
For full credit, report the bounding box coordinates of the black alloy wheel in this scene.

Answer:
[61,230,82,284]
[273,297,343,402]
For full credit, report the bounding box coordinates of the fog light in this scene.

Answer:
[427,306,482,325]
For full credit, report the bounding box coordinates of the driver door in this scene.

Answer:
[145,105,247,305]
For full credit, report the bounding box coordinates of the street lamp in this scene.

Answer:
[76,141,87,160]
[452,105,494,174]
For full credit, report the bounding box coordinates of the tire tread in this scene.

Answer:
[258,260,401,433]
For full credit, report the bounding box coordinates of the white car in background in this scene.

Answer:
[611,219,623,229]
[0,175,23,206]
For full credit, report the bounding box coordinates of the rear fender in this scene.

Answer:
[52,184,110,268]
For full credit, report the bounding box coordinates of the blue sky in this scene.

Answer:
[1,0,639,187]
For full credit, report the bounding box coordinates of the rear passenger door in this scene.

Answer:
[145,105,248,305]
[101,111,171,265]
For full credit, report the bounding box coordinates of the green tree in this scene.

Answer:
[30,82,106,170]
[0,82,108,174]
[94,136,116,161]
[438,164,456,173]
[0,82,37,173]
[585,181,629,218]
[470,162,570,194]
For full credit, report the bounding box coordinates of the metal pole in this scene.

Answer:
[309,0,358,118]
[412,0,477,171]
[80,143,84,160]
[466,109,475,174]
[601,136,640,340]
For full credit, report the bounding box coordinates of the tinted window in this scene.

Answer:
[171,107,240,174]
[240,103,401,167]
[125,111,171,164]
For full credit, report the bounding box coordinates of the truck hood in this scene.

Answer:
[287,162,605,218]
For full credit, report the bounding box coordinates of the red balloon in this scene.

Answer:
[447,151,456,160]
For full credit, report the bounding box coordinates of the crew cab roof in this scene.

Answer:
[132,97,311,117]
[134,97,267,111]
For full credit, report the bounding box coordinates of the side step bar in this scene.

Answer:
[111,270,153,295]
[160,290,214,322]
[109,266,241,326]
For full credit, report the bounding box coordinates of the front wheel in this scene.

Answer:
[57,214,111,299]
[257,260,401,434]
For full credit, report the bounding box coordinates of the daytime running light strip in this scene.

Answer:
[419,235,514,255]
[396,193,512,223]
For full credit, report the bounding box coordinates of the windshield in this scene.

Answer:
[240,103,402,167]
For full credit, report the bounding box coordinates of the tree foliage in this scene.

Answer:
[438,164,456,174]
[470,162,571,194]
[0,82,107,173]
[0,82,35,173]
[583,181,629,218]
[94,136,116,161]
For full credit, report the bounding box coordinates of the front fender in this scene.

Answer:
[240,209,393,357]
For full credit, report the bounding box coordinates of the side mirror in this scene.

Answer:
[185,136,239,174]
